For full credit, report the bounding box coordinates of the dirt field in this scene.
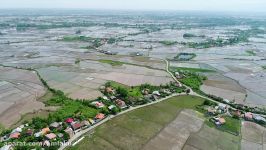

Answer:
[241,121,266,150]
[0,66,46,128]
[201,73,247,103]
[143,109,204,150]
[37,60,172,100]
[184,124,240,150]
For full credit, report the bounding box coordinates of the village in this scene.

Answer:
[0,8,266,150]
[1,74,266,150]
[0,80,187,150]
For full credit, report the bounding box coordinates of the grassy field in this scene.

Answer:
[220,116,241,135]
[246,50,256,56]
[10,110,52,129]
[205,116,241,135]
[0,123,4,134]
[99,59,124,66]
[109,81,143,98]
[70,95,205,150]
[170,66,215,73]
[185,124,240,150]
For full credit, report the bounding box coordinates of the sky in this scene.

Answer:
[1,0,266,12]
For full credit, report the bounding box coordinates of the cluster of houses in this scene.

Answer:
[0,112,106,149]
[244,112,266,123]
[0,83,185,149]
[206,102,266,127]
[98,86,128,110]
[206,103,228,126]
[142,86,183,102]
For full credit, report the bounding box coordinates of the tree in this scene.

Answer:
[186,89,191,95]
[111,107,120,115]
[75,30,81,34]
[75,58,81,64]
[32,117,47,129]
[117,87,128,98]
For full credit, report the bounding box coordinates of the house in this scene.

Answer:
[45,133,57,140]
[71,122,82,131]
[9,132,20,139]
[223,99,231,103]
[0,145,13,150]
[49,122,61,129]
[144,94,154,102]
[41,127,50,135]
[57,133,64,139]
[91,101,105,108]
[108,105,116,110]
[102,96,109,100]
[65,118,74,124]
[11,127,22,133]
[26,129,34,136]
[95,113,105,120]
[160,89,172,95]
[106,87,115,95]
[88,118,95,125]
[232,110,241,118]
[218,103,227,112]
[253,114,266,123]
[64,127,74,138]
[110,96,116,100]
[214,117,226,126]
[219,118,226,124]
[115,99,127,109]
[34,131,42,138]
[207,107,216,115]
[175,82,182,87]
[175,72,180,78]
[81,120,90,127]
[152,91,161,96]
[99,86,106,92]
[244,112,253,120]
[142,89,150,95]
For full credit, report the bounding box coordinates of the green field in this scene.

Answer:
[170,66,215,73]
[0,123,4,135]
[70,95,205,150]
[205,116,241,135]
[185,124,240,150]
[108,81,143,98]
[98,59,125,66]
[220,116,241,135]
[246,50,256,56]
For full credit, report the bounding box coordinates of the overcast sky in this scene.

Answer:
[1,0,266,12]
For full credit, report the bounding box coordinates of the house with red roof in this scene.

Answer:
[41,127,50,135]
[244,112,253,121]
[65,118,74,124]
[115,99,127,109]
[91,101,105,108]
[45,133,57,140]
[9,132,20,139]
[71,122,82,131]
[95,113,105,120]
